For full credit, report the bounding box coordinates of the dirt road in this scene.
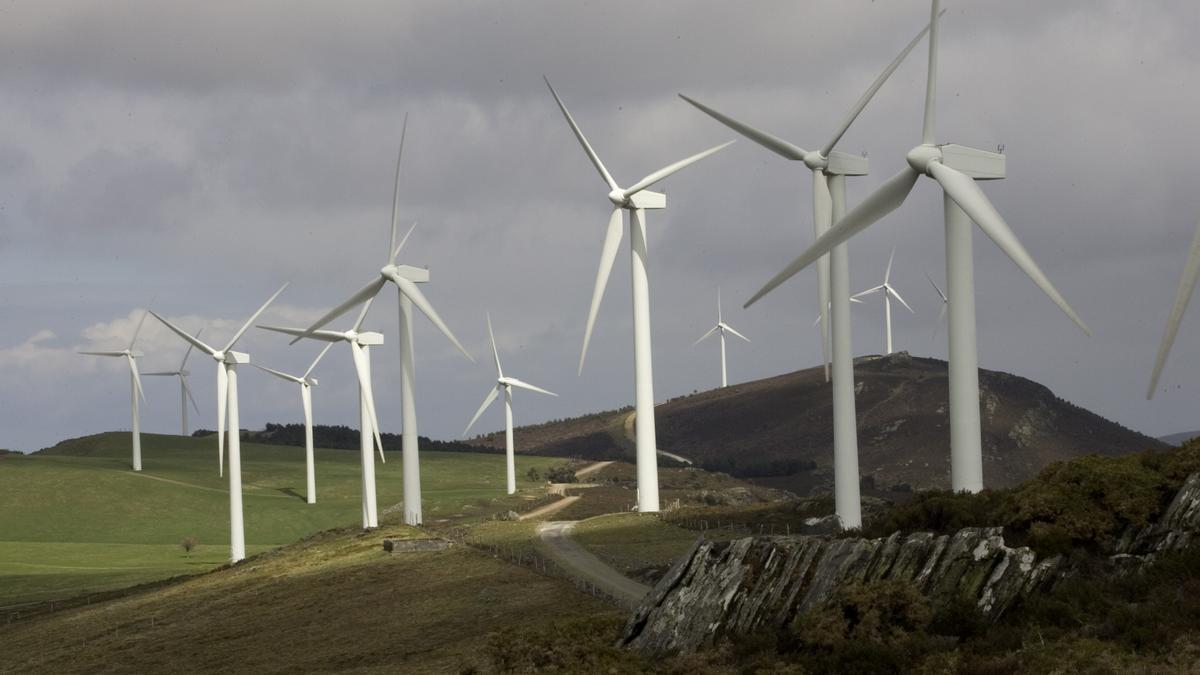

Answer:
[535,521,650,605]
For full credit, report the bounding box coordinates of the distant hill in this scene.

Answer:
[1159,431,1200,447]
[470,352,1165,494]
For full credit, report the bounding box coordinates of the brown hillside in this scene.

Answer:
[471,353,1164,494]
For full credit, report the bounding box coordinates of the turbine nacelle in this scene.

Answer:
[608,189,666,210]
[304,377,318,387]
[381,263,430,284]
[906,143,1006,180]
[349,331,385,347]
[218,351,250,365]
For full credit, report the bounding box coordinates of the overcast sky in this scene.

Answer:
[2,0,1199,453]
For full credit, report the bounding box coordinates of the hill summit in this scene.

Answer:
[473,352,1164,494]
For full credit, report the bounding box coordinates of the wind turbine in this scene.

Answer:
[462,314,557,495]
[545,76,732,514]
[249,342,335,505]
[926,272,949,342]
[143,328,202,436]
[852,248,914,355]
[292,121,474,526]
[745,0,1090,496]
[693,289,750,388]
[79,307,150,471]
[261,300,387,528]
[681,14,938,528]
[150,284,288,563]
[1148,222,1200,399]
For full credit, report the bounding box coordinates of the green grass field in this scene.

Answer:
[0,432,564,606]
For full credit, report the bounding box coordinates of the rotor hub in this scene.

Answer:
[905,144,942,175]
[607,189,628,207]
[802,151,827,171]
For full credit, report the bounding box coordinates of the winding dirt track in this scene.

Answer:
[535,521,650,605]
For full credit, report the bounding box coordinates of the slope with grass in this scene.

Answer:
[0,432,565,606]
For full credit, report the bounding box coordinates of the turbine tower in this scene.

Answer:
[151,284,288,563]
[545,76,732,514]
[683,15,937,527]
[293,120,474,526]
[852,248,914,355]
[261,301,387,528]
[462,314,557,495]
[79,307,150,471]
[746,0,1089,496]
[1148,221,1200,399]
[143,328,202,436]
[249,342,334,505]
[693,289,750,388]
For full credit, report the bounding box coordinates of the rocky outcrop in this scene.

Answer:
[622,472,1200,657]
[620,528,1059,657]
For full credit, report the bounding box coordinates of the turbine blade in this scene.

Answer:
[225,283,289,352]
[486,312,503,379]
[463,385,501,436]
[888,285,916,313]
[350,343,385,463]
[303,341,335,379]
[723,324,751,343]
[820,9,945,156]
[392,221,417,264]
[249,362,303,384]
[1148,221,1200,398]
[504,377,557,397]
[852,285,885,299]
[150,312,218,356]
[79,350,127,357]
[678,94,807,160]
[259,325,344,342]
[927,161,1090,335]
[179,328,201,370]
[622,140,734,199]
[692,325,719,346]
[579,207,624,374]
[544,76,619,192]
[128,355,145,403]
[884,246,896,283]
[814,170,832,379]
[388,114,408,265]
[351,295,376,332]
[745,166,920,308]
[925,272,948,302]
[140,371,177,376]
[289,277,387,345]
[129,306,151,351]
[390,274,474,362]
[216,362,227,477]
[923,0,941,144]
[182,376,200,416]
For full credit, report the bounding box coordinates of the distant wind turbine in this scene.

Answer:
[852,248,914,355]
[250,342,335,505]
[79,307,150,471]
[925,272,949,342]
[545,76,732,514]
[463,314,557,495]
[1148,222,1200,399]
[261,300,387,528]
[143,328,203,436]
[291,117,474,526]
[151,284,289,563]
[745,0,1089,495]
[693,289,750,388]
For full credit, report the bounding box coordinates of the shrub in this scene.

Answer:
[180,536,197,556]
[525,467,541,482]
[545,465,577,484]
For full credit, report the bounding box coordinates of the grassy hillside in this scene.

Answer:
[1,432,566,606]
[471,353,1164,494]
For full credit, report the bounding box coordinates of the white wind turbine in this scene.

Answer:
[852,248,914,355]
[745,0,1090,496]
[261,301,387,528]
[249,342,335,505]
[143,328,202,436]
[693,289,750,388]
[682,15,938,528]
[151,284,289,563]
[293,121,473,526]
[79,307,150,471]
[545,76,732,514]
[1148,222,1200,399]
[462,314,557,495]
